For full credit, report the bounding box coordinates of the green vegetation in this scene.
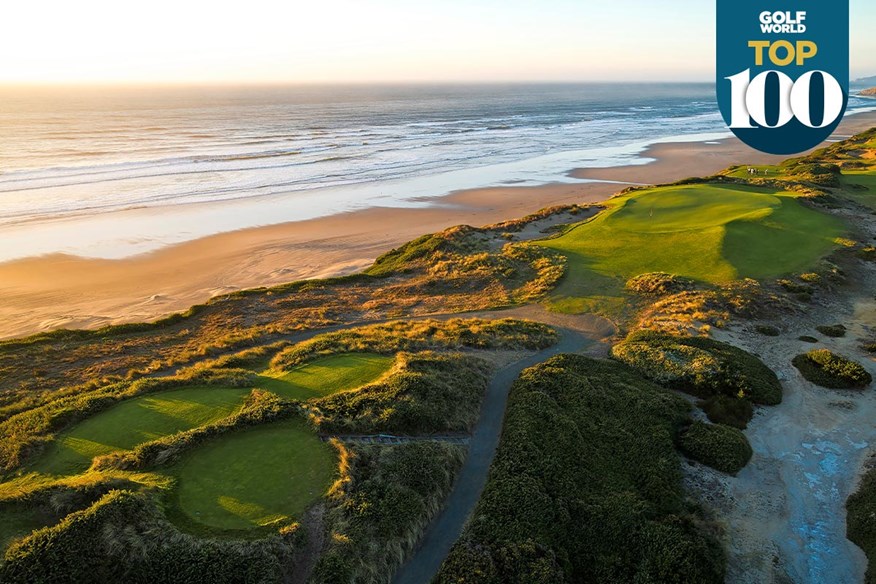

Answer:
[700,394,755,429]
[313,442,465,583]
[259,353,393,401]
[755,324,781,337]
[165,417,336,533]
[679,421,753,474]
[841,171,876,210]
[611,331,783,405]
[816,324,847,338]
[539,183,844,314]
[309,352,492,435]
[436,355,725,583]
[270,318,557,370]
[32,386,250,477]
[90,390,295,472]
[625,272,695,296]
[847,467,876,584]
[792,349,873,389]
[0,490,298,584]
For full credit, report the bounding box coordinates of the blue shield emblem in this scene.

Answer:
[716,0,849,155]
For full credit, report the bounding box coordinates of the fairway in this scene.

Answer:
[258,353,393,400]
[33,386,250,476]
[540,184,844,313]
[166,417,336,532]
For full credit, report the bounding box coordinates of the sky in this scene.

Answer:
[1,0,875,84]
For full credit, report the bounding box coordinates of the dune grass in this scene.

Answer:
[842,171,876,210]
[257,353,394,401]
[539,183,844,314]
[32,386,250,477]
[165,417,336,533]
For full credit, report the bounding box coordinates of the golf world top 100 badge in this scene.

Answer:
[717,0,849,155]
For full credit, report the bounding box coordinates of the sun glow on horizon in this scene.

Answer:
[2,0,875,85]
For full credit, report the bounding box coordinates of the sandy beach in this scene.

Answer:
[2,111,875,340]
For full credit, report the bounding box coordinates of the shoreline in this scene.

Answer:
[3,111,876,340]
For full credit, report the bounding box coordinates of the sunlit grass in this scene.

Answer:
[538,183,844,314]
[165,418,336,532]
[257,353,394,400]
[32,387,250,476]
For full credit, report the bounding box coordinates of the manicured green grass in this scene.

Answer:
[258,353,394,400]
[538,184,844,313]
[32,387,250,477]
[166,417,336,532]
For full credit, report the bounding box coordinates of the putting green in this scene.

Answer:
[33,386,250,476]
[166,417,336,532]
[257,353,393,400]
[540,184,844,313]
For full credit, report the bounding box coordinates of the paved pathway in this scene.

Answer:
[392,322,604,584]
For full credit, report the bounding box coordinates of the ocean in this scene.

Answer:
[1,83,874,260]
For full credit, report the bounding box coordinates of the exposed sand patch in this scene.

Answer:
[684,290,876,583]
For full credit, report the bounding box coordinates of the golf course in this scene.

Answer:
[32,386,251,476]
[165,417,337,533]
[257,353,394,401]
[541,183,845,313]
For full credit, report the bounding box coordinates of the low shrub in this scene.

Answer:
[861,341,876,354]
[792,349,872,389]
[816,324,847,338]
[610,331,782,405]
[754,325,781,337]
[312,441,465,583]
[271,318,557,371]
[0,490,299,584]
[626,273,696,296]
[308,352,493,435]
[847,467,876,584]
[679,421,753,474]
[799,336,819,344]
[700,394,754,429]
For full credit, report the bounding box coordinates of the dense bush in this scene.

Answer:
[862,341,876,354]
[816,324,847,338]
[309,352,492,435]
[847,468,876,584]
[312,442,465,583]
[435,355,725,583]
[0,490,299,584]
[792,349,872,389]
[679,422,753,474]
[700,394,754,429]
[271,318,557,371]
[754,325,780,337]
[626,272,696,296]
[610,331,782,405]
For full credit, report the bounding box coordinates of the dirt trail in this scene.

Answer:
[693,297,876,584]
